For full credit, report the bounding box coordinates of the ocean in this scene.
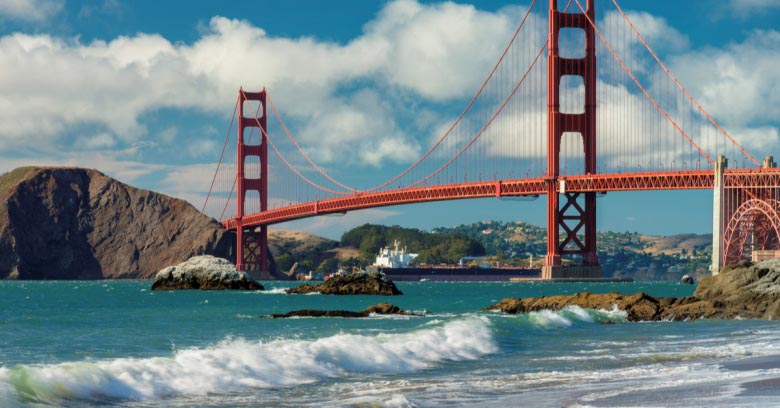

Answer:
[1,280,780,407]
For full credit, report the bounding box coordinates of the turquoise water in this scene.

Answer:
[1,281,780,407]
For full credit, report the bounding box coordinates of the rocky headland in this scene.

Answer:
[151,255,263,290]
[487,260,780,321]
[286,271,402,295]
[0,167,232,279]
[267,302,416,318]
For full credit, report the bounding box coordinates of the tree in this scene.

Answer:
[317,258,339,273]
[275,253,294,272]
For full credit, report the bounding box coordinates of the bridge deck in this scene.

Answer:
[222,169,780,229]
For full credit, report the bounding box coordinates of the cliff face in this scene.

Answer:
[0,167,232,279]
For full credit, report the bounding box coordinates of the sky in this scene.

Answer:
[1,0,779,240]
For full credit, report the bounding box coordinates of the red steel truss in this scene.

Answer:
[222,169,780,230]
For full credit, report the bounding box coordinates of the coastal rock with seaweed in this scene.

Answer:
[286,271,402,295]
[487,260,780,321]
[151,255,263,290]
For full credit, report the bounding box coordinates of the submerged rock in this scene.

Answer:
[285,271,402,295]
[487,260,780,321]
[268,302,416,318]
[151,255,264,291]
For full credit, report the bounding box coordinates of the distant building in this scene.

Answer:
[374,240,418,268]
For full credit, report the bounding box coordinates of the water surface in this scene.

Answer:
[1,281,779,407]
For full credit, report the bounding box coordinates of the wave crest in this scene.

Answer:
[527,305,628,328]
[0,316,495,404]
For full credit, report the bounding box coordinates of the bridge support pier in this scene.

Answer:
[542,0,601,280]
[710,156,727,275]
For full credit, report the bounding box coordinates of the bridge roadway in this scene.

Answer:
[222,168,780,229]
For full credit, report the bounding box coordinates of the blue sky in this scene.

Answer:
[1,0,779,240]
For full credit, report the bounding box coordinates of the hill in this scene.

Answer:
[341,224,486,265]
[266,221,715,280]
[268,229,340,273]
[0,167,232,279]
[436,221,713,280]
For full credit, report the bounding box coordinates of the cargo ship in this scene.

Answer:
[369,241,541,281]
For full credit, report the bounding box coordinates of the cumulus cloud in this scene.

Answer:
[0,0,524,170]
[599,10,689,57]
[669,30,780,129]
[365,0,516,100]
[0,0,63,22]
[728,0,780,16]
[0,32,207,147]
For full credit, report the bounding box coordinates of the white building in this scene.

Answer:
[374,240,419,268]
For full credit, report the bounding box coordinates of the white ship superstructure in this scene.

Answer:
[374,240,418,268]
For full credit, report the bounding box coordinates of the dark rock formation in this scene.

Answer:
[285,272,402,295]
[268,302,416,318]
[486,260,780,321]
[151,256,263,290]
[0,167,232,279]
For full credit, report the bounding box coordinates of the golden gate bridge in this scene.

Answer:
[202,0,780,279]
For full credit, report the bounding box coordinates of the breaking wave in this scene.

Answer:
[0,317,496,405]
[498,305,628,328]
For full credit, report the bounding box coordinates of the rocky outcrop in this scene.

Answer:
[268,302,416,318]
[286,271,402,295]
[693,259,780,320]
[487,292,672,322]
[680,274,695,284]
[151,255,263,290]
[0,167,233,279]
[487,260,780,321]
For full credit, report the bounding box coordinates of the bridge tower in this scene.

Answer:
[236,88,269,277]
[542,0,601,279]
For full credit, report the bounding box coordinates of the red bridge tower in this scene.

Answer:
[543,0,601,279]
[236,88,269,277]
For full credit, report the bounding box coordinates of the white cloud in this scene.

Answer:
[728,0,780,16]
[0,151,167,184]
[0,1,525,169]
[600,10,689,56]
[297,89,421,167]
[0,0,63,22]
[365,0,517,100]
[669,30,780,128]
[0,32,207,147]
[75,132,116,150]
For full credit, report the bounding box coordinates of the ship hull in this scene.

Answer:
[378,267,541,282]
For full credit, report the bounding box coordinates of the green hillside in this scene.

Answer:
[435,221,713,280]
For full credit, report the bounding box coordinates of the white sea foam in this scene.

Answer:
[259,287,288,294]
[529,309,574,327]
[0,317,495,404]
[524,305,626,328]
